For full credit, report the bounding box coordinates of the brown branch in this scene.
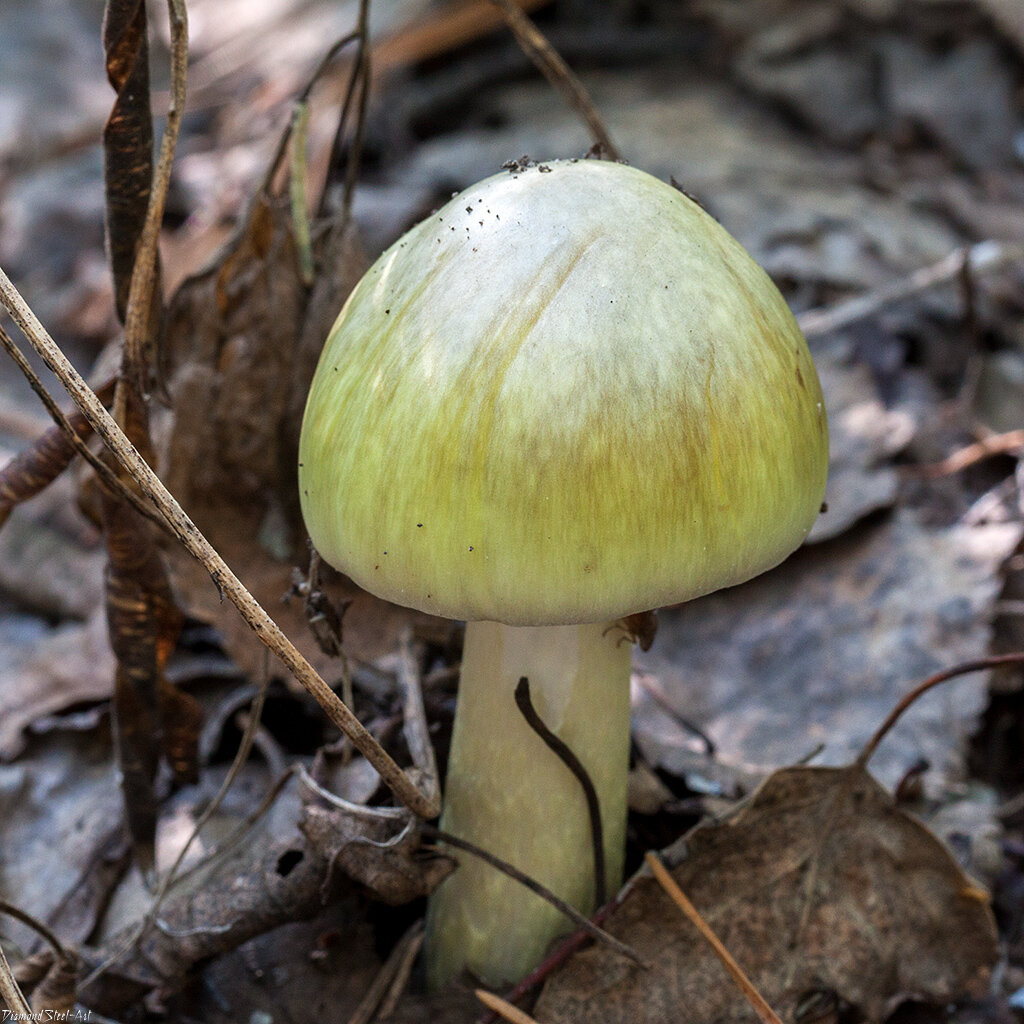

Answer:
[476,990,542,1024]
[0,943,31,1016]
[797,241,1018,339]
[487,0,619,160]
[916,429,1024,479]
[856,652,1024,768]
[0,267,439,821]
[645,852,783,1024]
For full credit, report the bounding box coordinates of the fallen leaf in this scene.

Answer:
[633,511,1023,790]
[808,342,916,543]
[536,763,998,1024]
[0,608,114,762]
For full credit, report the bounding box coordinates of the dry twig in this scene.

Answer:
[918,429,1024,478]
[476,989,543,1024]
[645,851,783,1024]
[0,943,31,1016]
[488,0,619,160]
[0,266,439,820]
[797,241,1019,338]
[857,652,1024,767]
[345,921,424,1024]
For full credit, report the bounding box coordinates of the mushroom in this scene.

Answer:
[298,159,828,987]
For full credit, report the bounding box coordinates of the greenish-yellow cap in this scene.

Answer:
[299,160,828,626]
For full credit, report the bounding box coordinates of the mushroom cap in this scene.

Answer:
[299,160,828,626]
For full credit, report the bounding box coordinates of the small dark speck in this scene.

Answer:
[466,206,473,214]
[303,489,308,496]
[436,238,441,243]
[374,564,379,570]
[478,221,483,226]
[383,551,388,555]
[820,501,829,513]
[468,546,474,551]
[385,309,390,314]
[450,226,455,231]
[298,461,304,467]
[472,247,478,252]
[496,214,500,220]
[417,523,423,528]
[477,198,482,203]
[538,164,551,173]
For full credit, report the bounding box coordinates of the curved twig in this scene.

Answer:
[857,652,1024,768]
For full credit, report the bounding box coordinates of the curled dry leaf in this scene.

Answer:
[102,0,157,323]
[301,804,453,906]
[536,763,998,1024]
[158,196,440,676]
[101,384,200,872]
[0,409,95,529]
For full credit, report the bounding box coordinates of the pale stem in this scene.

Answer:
[426,620,632,989]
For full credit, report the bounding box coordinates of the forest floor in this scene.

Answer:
[2,1,1024,1022]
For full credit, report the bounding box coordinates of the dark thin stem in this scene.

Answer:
[487,0,619,160]
[482,884,636,1023]
[339,0,372,222]
[262,30,361,196]
[0,901,67,959]
[514,676,606,906]
[0,323,165,530]
[857,652,1024,768]
[421,825,645,968]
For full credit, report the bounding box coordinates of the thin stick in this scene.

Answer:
[514,676,605,905]
[422,825,646,968]
[917,429,1024,478]
[0,324,166,530]
[83,657,272,986]
[0,902,67,960]
[0,268,439,821]
[797,241,1017,339]
[345,920,423,1024]
[644,852,783,1024]
[0,942,31,1016]
[856,652,1024,768]
[485,884,635,1023]
[340,0,372,222]
[487,0,619,160]
[396,628,441,810]
[376,920,424,1019]
[476,989,542,1024]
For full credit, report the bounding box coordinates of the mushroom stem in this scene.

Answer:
[426,619,632,989]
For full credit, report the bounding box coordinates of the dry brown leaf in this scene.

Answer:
[634,511,1022,791]
[0,609,115,762]
[536,763,998,1024]
[102,0,156,323]
[158,197,442,676]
